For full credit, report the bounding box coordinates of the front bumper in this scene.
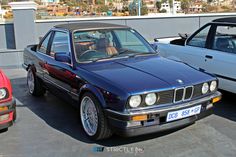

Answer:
[0,98,16,130]
[105,91,221,137]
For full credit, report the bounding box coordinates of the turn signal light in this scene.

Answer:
[212,96,221,103]
[132,115,148,121]
[0,106,8,112]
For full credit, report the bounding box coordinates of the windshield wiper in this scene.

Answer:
[91,51,157,62]
[126,52,157,58]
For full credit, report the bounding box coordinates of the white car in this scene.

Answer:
[154,17,236,93]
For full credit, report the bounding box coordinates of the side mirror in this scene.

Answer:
[154,38,159,42]
[55,52,71,64]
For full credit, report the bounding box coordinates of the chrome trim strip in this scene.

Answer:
[44,77,70,93]
[184,86,194,101]
[174,87,184,103]
[105,91,221,116]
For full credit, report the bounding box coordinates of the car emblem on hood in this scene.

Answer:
[177,79,184,84]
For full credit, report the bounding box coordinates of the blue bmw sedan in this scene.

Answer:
[23,23,221,140]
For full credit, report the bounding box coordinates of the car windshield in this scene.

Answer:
[73,29,156,62]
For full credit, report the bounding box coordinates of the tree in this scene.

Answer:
[162,0,173,8]
[156,1,162,11]
[181,0,190,13]
[97,4,109,13]
[160,9,167,13]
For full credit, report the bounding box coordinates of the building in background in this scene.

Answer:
[145,0,157,13]
[160,0,181,13]
[189,1,203,13]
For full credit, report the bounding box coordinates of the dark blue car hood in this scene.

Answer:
[80,56,213,94]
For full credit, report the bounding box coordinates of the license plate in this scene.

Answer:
[166,105,202,122]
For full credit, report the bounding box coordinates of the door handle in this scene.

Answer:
[205,55,213,59]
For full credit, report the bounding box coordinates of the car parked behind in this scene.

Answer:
[154,17,236,94]
[0,69,16,131]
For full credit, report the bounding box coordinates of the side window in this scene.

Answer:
[38,32,52,54]
[114,29,149,52]
[212,25,236,54]
[187,25,211,48]
[50,31,70,57]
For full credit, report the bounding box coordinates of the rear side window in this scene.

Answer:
[38,32,52,54]
[187,25,211,48]
[50,31,70,57]
[212,26,236,54]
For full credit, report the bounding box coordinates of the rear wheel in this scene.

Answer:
[27,67,45,96]
[80,92,112,140]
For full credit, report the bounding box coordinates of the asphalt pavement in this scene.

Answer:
[0,68,236,157]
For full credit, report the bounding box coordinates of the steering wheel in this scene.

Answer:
[79,50,108,61]
[79,50,99,58]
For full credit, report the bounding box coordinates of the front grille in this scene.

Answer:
[192,84,203,98]
[185,86,193,99]
[174,86,193,103]
[157,90,174,105]
[175,88,184,102]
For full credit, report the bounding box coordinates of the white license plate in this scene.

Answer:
[166,105,202,122]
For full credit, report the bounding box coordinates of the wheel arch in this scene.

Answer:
[78,84,107,109]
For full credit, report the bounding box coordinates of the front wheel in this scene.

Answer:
[80,93,112,140]
[27,67,45,96]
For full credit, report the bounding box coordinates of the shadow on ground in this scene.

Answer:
[9,77,236,146]
[213,90,236,122]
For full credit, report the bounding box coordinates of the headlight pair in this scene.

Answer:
[202,81,217,94]
[0,88,8,100]
[129,93,158,108]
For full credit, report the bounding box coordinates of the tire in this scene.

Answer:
[27,67,45,96]
[80,92,112,140]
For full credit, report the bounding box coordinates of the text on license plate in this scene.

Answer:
[166,105,202,122]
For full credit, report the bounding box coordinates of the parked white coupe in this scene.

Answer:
[154,17,236,93]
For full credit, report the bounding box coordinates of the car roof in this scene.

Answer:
[54,22,130,31]
[212,17,236,24]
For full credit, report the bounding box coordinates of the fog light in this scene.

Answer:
[212,96,221,103]
[0,114,9,122]
[132,115,147,121]
[206,103,213,109]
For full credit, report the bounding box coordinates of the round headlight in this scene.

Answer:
[210,81,217,92]
[202,83,209,94]
[145,93,157,106]
[129,95,142,108]
[0,88,7,99]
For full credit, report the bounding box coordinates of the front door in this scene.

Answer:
[43,30,78,102]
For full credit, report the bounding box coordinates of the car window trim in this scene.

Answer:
[210,23,236,53]
[48,29,74,67]
[37,30,53,54]
[186,23,212,48]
